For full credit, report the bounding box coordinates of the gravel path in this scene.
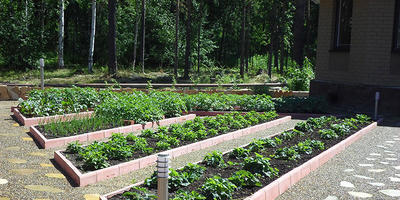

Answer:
[0,101,300,200]
[277,125,400,200]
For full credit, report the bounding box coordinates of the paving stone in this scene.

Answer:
[389,177,400,182]
[5,146,20,151]
[7,158,27,164]
[353,175,374,180]
[84,194,101,200]
[368,169,385,173]
[380,162,390,165]
[385,158,397,161]
[367,182,385,187]
[379,190,400,197]
[29,152,47,157]
[39,163,53,168]
[358,164,373,167]
[369,153,381,156]
[348,191,373,198]
[21,137,33,141]
[323,196,338,200]
[45,173,65,179]
[10,169,37,175]
[0,179,8,184]
[340,181,354,188]
[344,169,354,172]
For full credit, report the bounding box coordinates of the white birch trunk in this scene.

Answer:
[88,0,96,73]
[132,0,140,72]
[58,0,65,68]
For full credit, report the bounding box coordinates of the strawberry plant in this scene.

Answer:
[273,147,300,160]
[203,151,225,167]
[319,129,339,139]
[229,147,250,159]
[228,170,262,188]
[122,187,157,200]
[172,190,206,200]
[243,153,278,178]
[200,176,237,200]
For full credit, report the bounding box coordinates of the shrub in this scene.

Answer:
[228,170,262,188]
[243,153,278,178]
[203,151,225,167]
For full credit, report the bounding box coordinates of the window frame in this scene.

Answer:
[393,0,400,52]
[333,0,353,51]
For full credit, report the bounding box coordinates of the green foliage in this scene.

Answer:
[121,187,157,200]
[200,176,237,200]
[319,129,339,139]
[42,116,123,137]
[66,141,82,154]
[228,170,262,188]
[19,87,101,117]
[273,147,300,161]
[172,190,206,200]
[229,147,250,159]
[203,151,225,167]
[284,58,315,91]
[243,153,278,178]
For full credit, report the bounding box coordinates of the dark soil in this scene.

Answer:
[61,117,278,173]
[108,120,370,200]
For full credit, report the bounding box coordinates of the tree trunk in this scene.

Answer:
[58,0,64,68]
[108,0,117,75]
[88,0,96,74]
[132,0,140,72]
[240,0,246,78]
[141,0,146,74]
[174,0,179,78]
[197,3,202,74]
[183,0,192,80]
[267,44,273,78]
[293,0,306,68]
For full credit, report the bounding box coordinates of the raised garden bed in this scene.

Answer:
[99,115,376,200]
[54,112,290,186]
[30,114,196,149]
[13,108,94,126]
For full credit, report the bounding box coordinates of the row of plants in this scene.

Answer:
[19,88,327,118]
[108,114,372,200]
[63,111,279,171]
[37,116,124,138]
[18,87,107,117]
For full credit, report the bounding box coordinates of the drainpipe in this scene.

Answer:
[374,92,380,121]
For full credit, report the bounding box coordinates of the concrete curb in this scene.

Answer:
[55,116,291,187]
[31,114,196,149]
[98,122,377,200]
[245,122,377,200]
[13,108,94,126]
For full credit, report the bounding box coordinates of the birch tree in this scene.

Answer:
[141,0,146,74]
[58,0,64,68]
[132,0,140,72]
[174,0,179,78]
[108,0,117,75]
[88,0,96,74]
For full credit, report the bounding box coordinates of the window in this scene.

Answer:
[393,0,400,51]
[334,0,353,50]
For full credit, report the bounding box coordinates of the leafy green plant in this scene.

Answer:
[248,140,266,152]
[243,153,278,178]
[122,187,157,200]
[66,141,82,154]
[172,190,206,200]
[273,147,300,161]
[203,151,225,167]
[319,129,339,139]
[200,176,237,200]
[229,147,250,159]
[228,170,262,188]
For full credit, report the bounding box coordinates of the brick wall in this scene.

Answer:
[316,0,400,87]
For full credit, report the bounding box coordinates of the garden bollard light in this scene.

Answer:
[157,153,169,200]
[39,58,45,90]
[374,92,380,121]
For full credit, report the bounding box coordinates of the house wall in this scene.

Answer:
[311,0,400,115]
[315,0,400,86]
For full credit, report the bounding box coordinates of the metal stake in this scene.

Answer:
[157,153,169,200]
[39,58,45,90]
[374,92,380,121]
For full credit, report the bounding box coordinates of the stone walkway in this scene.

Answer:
[277,125,400,200]
[0,101,300,200]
